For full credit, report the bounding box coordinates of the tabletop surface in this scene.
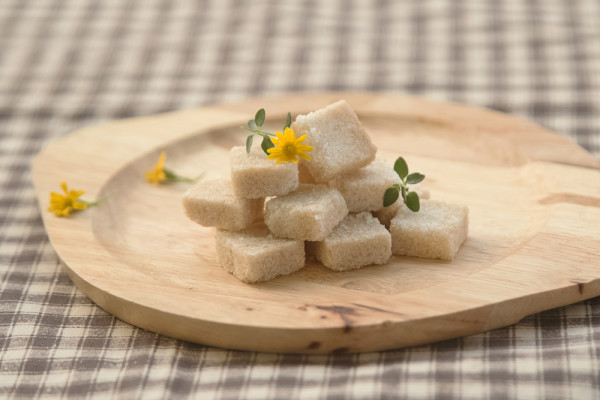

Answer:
[1,1,599,399]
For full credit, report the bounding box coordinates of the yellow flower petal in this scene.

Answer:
[297,152,311,161]
[69,190,85,199]
[284,127,296,141]
[145,153,168,184]
[157,152,166,169]
[264,128,314,165]
[297,144,314,152]
[295,134,308,144]
[72,201,88,210]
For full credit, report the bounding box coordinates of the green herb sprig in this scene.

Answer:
[243,109,292,155]
[383,157,425,212]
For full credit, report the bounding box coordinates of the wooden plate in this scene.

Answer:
[32,93,600,353]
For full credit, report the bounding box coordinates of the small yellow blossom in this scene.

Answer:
[145,152,202,185]
[146,152,167,185]
[47,181,88,218]
[266,127,313,164]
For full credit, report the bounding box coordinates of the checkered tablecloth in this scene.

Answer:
[1,1,599,398]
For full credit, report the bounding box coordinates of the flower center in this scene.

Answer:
[282,143,296,158]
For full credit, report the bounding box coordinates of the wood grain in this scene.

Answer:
[32,93,600,353]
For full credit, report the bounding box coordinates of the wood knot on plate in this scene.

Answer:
[315,305,356,333]
[570,280,586,295]
[332,346,350,354]
[307,341,321,349]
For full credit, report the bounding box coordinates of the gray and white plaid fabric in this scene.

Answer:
[1,1,599,398]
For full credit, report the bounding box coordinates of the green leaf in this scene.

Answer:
[284,112,292,130]
[245,135,254,153]
[248,119,257,131]
[255,109,265,127]
[406,172,425,185]
[383,187,400,207]
[394,157,409,179]
[261,136,274,155]
[405,191,420,212]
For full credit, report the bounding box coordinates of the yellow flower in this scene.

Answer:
[266,127,313,164]
[47,181,88,218]
[145,151,202,185]
[146,152,167,184]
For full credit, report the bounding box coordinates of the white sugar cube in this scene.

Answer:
[215,226,305,283]
[315,212,392,271]
[264,184,348,241]
[390,200,468,260]
[291,100,377,182]
[183,178,263,231]
[230,144,298,199]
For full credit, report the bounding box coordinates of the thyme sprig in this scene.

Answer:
[383,157,425,212]
[243,109,292,155]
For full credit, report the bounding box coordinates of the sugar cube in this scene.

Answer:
[329,159,401,212]
[215,226,305,283]
[315,212,391,271]
[390,200,468,261]
[183,178,263,231]
[291,100,377,182]
[230,144,298,199]
[264,184,348,241]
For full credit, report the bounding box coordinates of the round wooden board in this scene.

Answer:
[32,93,600,353]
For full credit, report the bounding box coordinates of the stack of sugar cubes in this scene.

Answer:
[182,100,468,283]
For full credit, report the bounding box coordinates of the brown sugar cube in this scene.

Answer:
[264,184,348,241]
[215,226,305,283]
[390,200,468,261]
[374,186,430,228]
[329,159,401,212]
[291,100,377,182]
[315,212,392,271]
[230,144,298,199]
[182,178,263,231]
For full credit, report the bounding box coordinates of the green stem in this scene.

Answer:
[164,168,204,184]
[246,127,275,137]
[167,176,198,183]
[82,198,104,207]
